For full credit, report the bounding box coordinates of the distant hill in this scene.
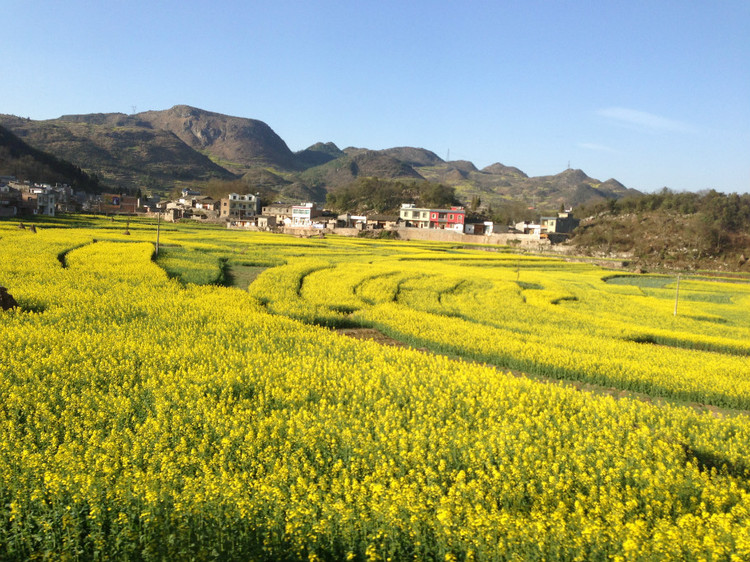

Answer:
[481,163,528,177]
[300,149,425,192]
[572,189,750,272]
[0,124,102,191]
[0,111,235,193]
[378,147,443,167]
[295,142,345,168]
[0,105,641,209]
[134,105,297,173]
[413,163,639,211]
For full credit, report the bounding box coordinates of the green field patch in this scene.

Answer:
[603,274,674,288]
[680,292,733,304]
[516,281,543,290]
[551,295,579,305]
[687,314,729,324]
[627,333,749,356]
[224,263,268,290]
[155,245,225,285]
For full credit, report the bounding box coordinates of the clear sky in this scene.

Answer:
[3,0,749,193]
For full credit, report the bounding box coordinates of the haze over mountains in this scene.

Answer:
[0,105,640,209]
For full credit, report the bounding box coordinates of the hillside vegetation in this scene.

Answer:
[0,125,103,191]
[325,177,459,214]
[573,189,750,272]
[0,106,640,208]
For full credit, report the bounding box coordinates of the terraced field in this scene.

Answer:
[1,215,750,560]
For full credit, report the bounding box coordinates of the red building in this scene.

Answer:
[399,204,466,231]
[429,207,465,230]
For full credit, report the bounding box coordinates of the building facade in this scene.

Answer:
[220,193,262,219]
[20,186,57,216]
[291,203,322,227]
[540,212,580,234]
[399,204,465,231]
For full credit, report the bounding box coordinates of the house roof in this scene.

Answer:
[367,214,398,221]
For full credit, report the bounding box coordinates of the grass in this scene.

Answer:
[604,274,674,288]
[223,263,267,290]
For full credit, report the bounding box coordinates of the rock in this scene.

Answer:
[0,286,18,310]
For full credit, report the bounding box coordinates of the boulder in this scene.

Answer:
[0,286,18,310]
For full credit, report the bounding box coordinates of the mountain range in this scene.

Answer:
[0,105,640,209]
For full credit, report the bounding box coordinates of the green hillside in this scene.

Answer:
[572,189,750,272]
[0,124,103,191]
[0,105,640,209]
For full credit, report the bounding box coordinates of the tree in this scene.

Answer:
[470,195,482,212]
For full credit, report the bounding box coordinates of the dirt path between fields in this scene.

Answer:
[336,328,417,348]
[335,327,743,419]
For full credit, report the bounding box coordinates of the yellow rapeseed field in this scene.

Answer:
[1,216,750,560]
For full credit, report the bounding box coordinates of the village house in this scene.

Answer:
[181,187,201,198]
[399,204,430,228]
[464,221,496,235]
[336,213,368,229]
[0,180,89,216]
[193,196,220,212]
[93,193,139,215]
[257,204,288,226]
[261,203,292,216]
[513,221,542,235]
[540,211,580,234]
[20,185,57,216]
[0,183,21,217]
[163,205,186,222]
[291,203,323,227]
[399,204,465,231]
[53,184,82,213]
[179,196,220,220]
[366,214,399,230]
[256,215,277,229]
[220,193,261,220]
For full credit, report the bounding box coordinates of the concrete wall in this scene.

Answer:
[277,226,335,237]
[396,227,552,249]
[229,224,563,251]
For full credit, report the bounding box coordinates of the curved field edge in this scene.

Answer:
[252,255,750,411]
[3,218,750,559]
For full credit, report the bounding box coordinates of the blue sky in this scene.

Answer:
[3,0,749,193]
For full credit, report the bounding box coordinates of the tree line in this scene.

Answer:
[578,188,750,233]
[573,188,750,263]
[0,125,103,192]
[325,178,460,214]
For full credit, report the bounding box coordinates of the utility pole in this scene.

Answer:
[673,273,681,316]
